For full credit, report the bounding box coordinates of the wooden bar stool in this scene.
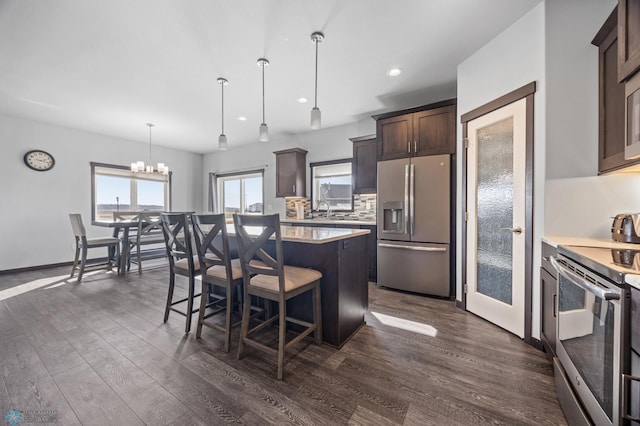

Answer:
[192,213,243,352]
[233,213,322,380]
[160,212,200,333]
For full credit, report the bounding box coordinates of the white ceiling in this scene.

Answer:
[0,0,541,154]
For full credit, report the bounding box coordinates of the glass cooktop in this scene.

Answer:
[557,245,640,285]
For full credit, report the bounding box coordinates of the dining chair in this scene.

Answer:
[233,213,322,380]
[112,211,140,272]
[192,213,244,352]
[69,213,121,282]
[131,211,165,273]
[160,212,201,333]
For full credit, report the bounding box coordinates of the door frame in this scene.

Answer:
[459,81,536,346]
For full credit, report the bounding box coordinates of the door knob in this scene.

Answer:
[501,226,523,234]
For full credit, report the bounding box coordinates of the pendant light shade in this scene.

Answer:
[218,133,228,150]
[258,58,269,142]
[310,31,324,130]
[217,77,228,151]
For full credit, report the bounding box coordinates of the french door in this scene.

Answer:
[465,97,528,338]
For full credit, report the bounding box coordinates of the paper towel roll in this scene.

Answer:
[296,204,305,220]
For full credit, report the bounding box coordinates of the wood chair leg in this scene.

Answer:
[313,284,322,345]
[195,279,208,339]
[277,300,286,380]
[137,245,142,274]
[237,288,251,360]
[223,285,233,353]
[70,244,80,278]
[185,276,195,333]
[77,246,88,282]
[164,273,175,323]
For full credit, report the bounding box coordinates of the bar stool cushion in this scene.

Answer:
[174,255,200,271]
[249,266,322,293]
[204,258,243,281]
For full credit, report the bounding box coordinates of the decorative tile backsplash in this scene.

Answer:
[285,194,376,220]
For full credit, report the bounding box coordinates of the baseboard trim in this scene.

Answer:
[0,258,109,275]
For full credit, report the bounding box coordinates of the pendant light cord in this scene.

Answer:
[314,39,319,109]
[147,123,153,164]
[262,63,266,123]
[221,83,225,134]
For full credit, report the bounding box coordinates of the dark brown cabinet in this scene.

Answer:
[618,0,640,82]
[593,7,640,173]
[540,242,557,357]
[274,148,307,197]
[292,222,377,282]
[361,225,377,282]
[373,100,456,161]
[350,135,377,194]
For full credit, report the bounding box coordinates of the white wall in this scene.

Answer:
[457,0,628,341]
[202,119,376,216]
[0,114,203,271]
[544,0,640,238]
[457,2,546,335]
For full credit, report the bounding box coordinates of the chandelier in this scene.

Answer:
[131,123,169,175]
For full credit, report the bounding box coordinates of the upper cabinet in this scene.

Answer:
[274,148,307,197]
[350,135,377,194]
[593,6,640,173]
[618,0,640,82]
[373,100,456,161]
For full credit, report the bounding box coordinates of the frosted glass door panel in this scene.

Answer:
[476,117,514,305]
[465,97,527,338]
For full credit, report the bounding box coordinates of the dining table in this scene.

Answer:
[92,218,141,275]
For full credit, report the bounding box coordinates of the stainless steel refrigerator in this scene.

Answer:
[377,154,450,296]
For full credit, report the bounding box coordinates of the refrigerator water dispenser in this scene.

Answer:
[382,201,404,233]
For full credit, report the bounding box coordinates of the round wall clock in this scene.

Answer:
[23,150,55,171]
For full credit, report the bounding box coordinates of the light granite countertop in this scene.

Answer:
[280,218,376,226]
[226,224,370,244]
[542,235,640,250]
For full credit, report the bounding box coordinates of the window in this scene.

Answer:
[217,170,264,221]
[310,159,353,211]
[91,162,171,222]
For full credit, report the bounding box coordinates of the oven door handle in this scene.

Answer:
[550,256,621,300]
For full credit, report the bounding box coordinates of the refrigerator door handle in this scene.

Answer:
[410,163,415,235]
[404,164,410,235]
[378,243,447,252]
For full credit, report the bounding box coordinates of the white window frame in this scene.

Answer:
[216,170,264,217]
[91,162,171,222]
[310,159,353,211]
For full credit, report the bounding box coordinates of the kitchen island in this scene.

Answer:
[229,224,370,348]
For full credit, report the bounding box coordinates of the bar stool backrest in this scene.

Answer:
[160,212,195,272]
[233,213,284,293]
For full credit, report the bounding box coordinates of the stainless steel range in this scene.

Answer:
[552,245,639,425]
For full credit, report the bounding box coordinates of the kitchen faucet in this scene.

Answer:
[317,200,331,218]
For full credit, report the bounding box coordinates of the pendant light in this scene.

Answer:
[218,77,228,150]
[257,58,269,142]
[131,123,169,175]
[310,31,324,129]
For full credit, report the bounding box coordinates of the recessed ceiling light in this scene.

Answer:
[387,68,402,77]
[238,116,247,121]
[297,97,308,104]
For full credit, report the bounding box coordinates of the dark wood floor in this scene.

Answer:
[0,265,567,425]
